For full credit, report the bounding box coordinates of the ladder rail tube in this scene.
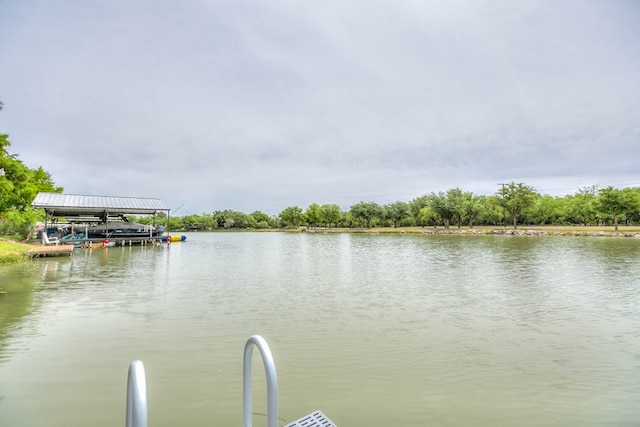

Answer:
[126,360,148,427]
[243,335,278,427]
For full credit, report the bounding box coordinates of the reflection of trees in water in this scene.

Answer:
[575,239,640,310]
[0,259,74,359]
[478,236,640,325]
[0,247,169,364]
[581,238,640,266]
[0,263,40,356]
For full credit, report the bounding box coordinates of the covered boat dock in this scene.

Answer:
[31,193,171,246]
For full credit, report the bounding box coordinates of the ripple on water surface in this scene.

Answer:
[0,233,639,426]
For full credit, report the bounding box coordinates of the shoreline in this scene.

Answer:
[192,225,640,238]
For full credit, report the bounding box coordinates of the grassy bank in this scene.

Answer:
[0,238,35,264]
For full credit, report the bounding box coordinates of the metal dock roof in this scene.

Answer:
[32,193,170,217]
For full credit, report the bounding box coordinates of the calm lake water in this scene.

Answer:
[1,232,639,426]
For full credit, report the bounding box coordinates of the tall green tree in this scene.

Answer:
[212,210,227,228]
[250,210,273,228]
[478,196,503,226]
[495,182,537,228]
[181,214,202,230]
[417,206,437,226]
[384,201,410,228]
[199,212,217,230]
[350,201,383,228]
[304,203,322,228]
[428,191,457,228]
[320,204,342,227]
[462,193,484,228]
[228,211,249,228]
[250,210,271,224]
[623,187,640,225]
[530,194,568,225]
[597,186,639,230]
[212,209,249,228]
[567,186,598,226]
[446,188,465,227]
[279,206,303,229]
[409,195,430,226]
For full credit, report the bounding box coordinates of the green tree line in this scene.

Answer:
[130,182,640,232]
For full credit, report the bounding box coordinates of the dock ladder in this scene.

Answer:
[125,335,337,427]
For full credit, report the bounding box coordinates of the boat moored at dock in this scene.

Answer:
[31,192,175,247]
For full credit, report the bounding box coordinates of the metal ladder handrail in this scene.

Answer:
[243,335,278,427]
[126,360,148,427]
[122,336,336,427]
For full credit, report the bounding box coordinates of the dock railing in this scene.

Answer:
[243,335,279,427]
[122,336,336,427]
[126,360,148,427]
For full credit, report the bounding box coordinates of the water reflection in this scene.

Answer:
[0,234,639,426]
[0,260,56,361]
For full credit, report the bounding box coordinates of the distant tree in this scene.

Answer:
[350,201,382,228]
[279,206,303,229]
[566,186,598,226]
[477,196,502,226]
[597,186,639,230]
[530,194,568,225]
[462,193,483,228]
[417,206,437,226]
[446,188,465,227]
[304,203,322,228]
[230,211,248,228]
[409,195,430,226]
[320,204,342,227]
[167,216,182,231]
[199,212,216,230]
[495,182,537,228]
[212,210,227,228]
[250,210,272,224]
[624,187,640,225]
[212,210,248,228]
[384,201,410,228]
[247,210,275,228]
[428,192,456,228]
[182,214,202,230]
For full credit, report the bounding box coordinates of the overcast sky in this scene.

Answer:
[1,0,639,215]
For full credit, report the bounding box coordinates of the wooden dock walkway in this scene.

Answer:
[26,245,75,257]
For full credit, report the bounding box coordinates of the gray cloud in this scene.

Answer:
[1,0,638,214]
